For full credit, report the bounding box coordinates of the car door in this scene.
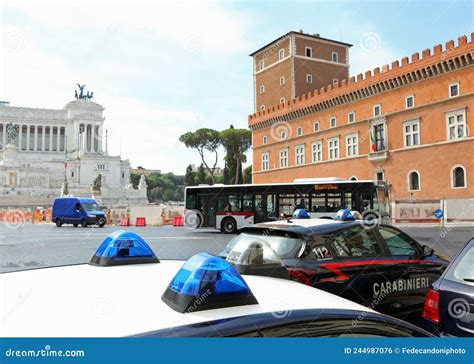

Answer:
[438,238,474,336]
[301,226,388,308]
[375,225,444,322]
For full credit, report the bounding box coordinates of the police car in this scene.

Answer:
[1,231,432,337]
[220,209,449,325]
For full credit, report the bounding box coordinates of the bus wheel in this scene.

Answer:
[221,218,237,234]
[55,218,62,227]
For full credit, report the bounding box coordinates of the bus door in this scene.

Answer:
[254,194,277,223]
[197,194,216,227]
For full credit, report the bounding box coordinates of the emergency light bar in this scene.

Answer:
[89,230,159,267]
[162,253,258,313]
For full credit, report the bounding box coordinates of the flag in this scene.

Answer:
[370,126,376,152]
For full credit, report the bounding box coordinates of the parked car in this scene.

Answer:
[422,238,474,336]
[52,197,106,227]
[221,218,449,324]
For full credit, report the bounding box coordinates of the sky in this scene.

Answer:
[1,0,472,174]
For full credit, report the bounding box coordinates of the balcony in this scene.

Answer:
[368,149,388,161]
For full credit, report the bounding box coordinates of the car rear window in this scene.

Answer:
[224,232,304,259]
[444,241,474,286]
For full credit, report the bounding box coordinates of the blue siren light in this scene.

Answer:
[89,230,159,266]
[292,208,310,219]
[162,253,258,313]
[335,209,355,221]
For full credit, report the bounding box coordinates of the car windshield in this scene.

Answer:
[82,203,101,212]
[223,232,304,259]
[445,242,474,286]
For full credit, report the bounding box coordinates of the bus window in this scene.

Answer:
[217,194,241,212]
[326,192,342,212]
[186,194,197,209]
[279,194,295,216]
[243,194,253,212]
[344,192,355,210]
[358,191,372,212]
[255,194,277,222]
[311,192,326,212]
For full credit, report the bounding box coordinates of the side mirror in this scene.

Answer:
[421,245,434,257]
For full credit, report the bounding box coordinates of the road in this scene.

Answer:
[0,223,472,273]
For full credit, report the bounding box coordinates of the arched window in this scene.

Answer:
[452,166,466,188]
[408,171,420,191]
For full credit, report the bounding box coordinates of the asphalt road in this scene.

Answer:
[0,223,472,273]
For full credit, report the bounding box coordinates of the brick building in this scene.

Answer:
[248,32,474,221]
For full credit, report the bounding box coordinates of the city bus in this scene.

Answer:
[184,178,390,233]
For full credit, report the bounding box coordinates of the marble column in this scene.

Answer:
[42,126,46,151]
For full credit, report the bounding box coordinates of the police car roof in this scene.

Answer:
[247,218,362,236]
[1,260,373,337]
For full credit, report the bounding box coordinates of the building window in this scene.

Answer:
[313,122,320,132]
[349,176,357,181]
[371,123,386,152]
[330,117,336,128]
[346,133,358,157]
[348,111,355,124]
[373,104,381,117]
[328,137,339,160]
[446,109,467,140]
[305,47,312,58]
[449,82,459,98]
[71,171,74,178]
[258,59,264,71]
[376,171,385,181]
[408,171,421,191]
[297,127,303,136]
[280,130,287,140]
[280,148,288,167]
[280,76,285,86]
[280,97,286,104]
[295,144,305,165]
[260,105,265,111]
[306,74,313,84]
[405,95,415,109]
[332,51,338,62]
[452,165,467,188]
[279,49,285,60]
[312,141,322,162]
[260,85,265,94]
[333,79,338,85]
[263,135,268,145]
[122,172,125,178]
[262,152,270,171]
[404,120,420,147]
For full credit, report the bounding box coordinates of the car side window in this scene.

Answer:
[328,226,382,258]
[304,237,333,260]
[260,319,418,337]
[378,226,419,256]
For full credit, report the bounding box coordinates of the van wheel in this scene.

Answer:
[98,218,106,228]
[221,218,237,234]
[73,224,78,227]
[81,219,88,228]
[55,218,62,227]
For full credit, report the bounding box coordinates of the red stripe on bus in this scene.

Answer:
[215,212,254,218]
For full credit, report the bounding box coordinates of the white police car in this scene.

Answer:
[1,231,432,337]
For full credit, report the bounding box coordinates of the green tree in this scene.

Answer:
[243,165,252,184]
[179,128,220,184]
[130,173,141,188]
[196,163,207,184]
[220,127,252,185]
[92,174,102,192]
[184,164,196,186]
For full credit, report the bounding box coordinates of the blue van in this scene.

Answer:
[52,197,106,228]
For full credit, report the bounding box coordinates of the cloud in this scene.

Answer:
[1,1,255,174]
